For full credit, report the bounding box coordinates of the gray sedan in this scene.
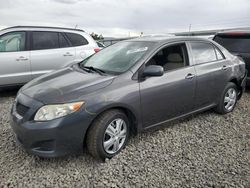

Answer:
[10,36,247,160]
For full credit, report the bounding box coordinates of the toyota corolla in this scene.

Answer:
[10,36,247,160]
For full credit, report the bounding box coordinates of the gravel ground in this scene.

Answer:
[0,88,249,188]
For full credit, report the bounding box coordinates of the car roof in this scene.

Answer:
[216,30,250,35]
[1,26,85,32]
[126,36,212,43]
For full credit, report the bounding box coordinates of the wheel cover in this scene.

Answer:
[103,118,127,154]
[224,88,237,111]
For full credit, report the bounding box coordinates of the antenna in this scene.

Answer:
[189,24,192,35]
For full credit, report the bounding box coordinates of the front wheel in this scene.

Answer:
[86,110,129,160]
[215,82,238,114]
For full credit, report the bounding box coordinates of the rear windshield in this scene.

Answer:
[214,35,250,53]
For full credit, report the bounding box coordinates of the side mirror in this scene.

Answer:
[142,65,164,77]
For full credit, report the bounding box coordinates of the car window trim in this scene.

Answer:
[26,31,31,51]
[214,45,226,60]
[58,32,72,48]
[0,31,28,52]
[61,32,73,47]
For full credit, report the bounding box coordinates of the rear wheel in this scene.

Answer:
[215,82,238,114]
[86,110,129,160]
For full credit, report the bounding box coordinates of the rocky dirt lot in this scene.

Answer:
[0,88,249,188]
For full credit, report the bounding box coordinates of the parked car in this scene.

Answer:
[213,30,250,86]
[0,26,100,87]
[10,36,247,160]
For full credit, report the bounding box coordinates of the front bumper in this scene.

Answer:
[10,93,93,157]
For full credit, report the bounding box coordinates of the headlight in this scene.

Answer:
[34,102,84,121]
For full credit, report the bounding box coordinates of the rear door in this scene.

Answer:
[30,31,75,79]
[188,41,230,109]
[0,31,31,85]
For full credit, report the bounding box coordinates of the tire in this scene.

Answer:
[215,82,238,114]
[86,109,130,160]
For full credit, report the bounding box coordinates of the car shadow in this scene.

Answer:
[0,86,20,98]
[245,86,250,93]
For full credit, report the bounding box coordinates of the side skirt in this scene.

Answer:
[142,103,217,131]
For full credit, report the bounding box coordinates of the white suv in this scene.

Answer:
[0,26,100,86]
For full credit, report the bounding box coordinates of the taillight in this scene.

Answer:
[94,48,100,53]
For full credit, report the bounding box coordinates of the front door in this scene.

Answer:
[0,31,31,85]
[139,43,196,128]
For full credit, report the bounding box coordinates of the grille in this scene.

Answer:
[16,102,29,117]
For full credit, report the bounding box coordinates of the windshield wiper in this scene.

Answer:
[79,65,106,75]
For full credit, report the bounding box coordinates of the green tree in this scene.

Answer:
[90,32,104,40]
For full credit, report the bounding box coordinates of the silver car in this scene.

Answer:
[0,26,99,86]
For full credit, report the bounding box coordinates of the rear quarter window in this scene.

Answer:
[214,35,250,53]
[65,33,89,46]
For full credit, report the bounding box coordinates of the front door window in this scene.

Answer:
[0,32,26,52]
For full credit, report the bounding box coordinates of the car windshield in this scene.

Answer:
[214,35,250,53]
[80,41,155,74]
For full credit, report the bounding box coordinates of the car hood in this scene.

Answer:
[21,67,115,104]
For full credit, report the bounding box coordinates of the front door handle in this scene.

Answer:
[63,52,73,57]
[185,73,195,79]
[16,56,28,61]
[222,65,228,70]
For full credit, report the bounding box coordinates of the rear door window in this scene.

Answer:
[190,42,217,64]
[65,33,88,46]
[214,35,250,53]
[32,31,59,50]
[0,32,26,52]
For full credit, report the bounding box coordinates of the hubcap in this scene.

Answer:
[103,118,127,154]
[224,88,237,111]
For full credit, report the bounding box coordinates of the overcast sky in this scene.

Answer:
[0,0,250,37]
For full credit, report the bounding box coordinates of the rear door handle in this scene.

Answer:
[63,52,73,57]
[185,73,195,79]
[16,56,28,61]
[222,65,228,70]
